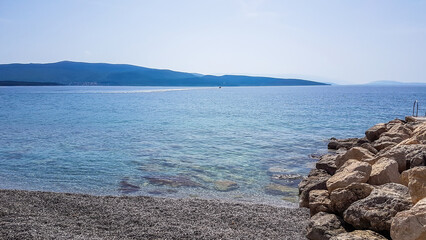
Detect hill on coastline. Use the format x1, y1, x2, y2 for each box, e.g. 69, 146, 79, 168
0, 61, 328, 86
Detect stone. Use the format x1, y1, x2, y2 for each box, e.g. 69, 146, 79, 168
359, 142, 378, 154
316, 154, 338, 175
404, 166, 426, 204
327, 138, 367, 150
309, 190, 332, 216
299, 169, 331, 208
214, 180, 238, 191
306, 212, 347, 240
371, 138, 397, 151
267, 166, 287, 175
368, 158, 401, 185
264, 183, 297, 196
382, 123, 412, 139
343, 183, 413, 232
330, 183, 374, 215
374, 144, 426, 172
330, 230, 387, 240
400, 170, 410, 186
335, 147, 375, 169
118, 179, 140, 194
365, 123, 387, 142
390, 197, 426, 240
144, 176, 202, 188
326, 160, 372, 193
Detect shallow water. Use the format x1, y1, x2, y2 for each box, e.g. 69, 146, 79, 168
0, 85, 425, 206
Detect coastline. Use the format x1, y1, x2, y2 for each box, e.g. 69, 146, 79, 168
0, 189, 309, 239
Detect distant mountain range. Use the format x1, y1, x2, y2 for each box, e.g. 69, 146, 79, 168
0, 61, 328, 86
366, 80, 426, 86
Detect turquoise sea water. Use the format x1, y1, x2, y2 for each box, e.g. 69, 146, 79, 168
1, 85, 425, 206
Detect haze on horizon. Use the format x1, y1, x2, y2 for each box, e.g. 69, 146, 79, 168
1, 0, 425, 85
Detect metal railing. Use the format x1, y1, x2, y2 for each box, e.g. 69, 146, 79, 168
413, 100, 419, 117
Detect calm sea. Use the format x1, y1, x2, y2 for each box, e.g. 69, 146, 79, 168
1, 85, 425, 206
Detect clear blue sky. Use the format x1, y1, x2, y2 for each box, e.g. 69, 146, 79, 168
1, 0, 425, 84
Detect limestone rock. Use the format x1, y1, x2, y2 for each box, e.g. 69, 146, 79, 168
299, 169, 331, 208
359, 142, 378, 154
368, 158, 401, 185
404, 166, 426, 204
309, 190, 332, 216
343, 183, 413, 232
264, 183, 297, 196
371, 137, 397, 151
306, 212, 347, 240
335, 147, 375, 169
214, 180, 238, 191
330, 230, 387, 240
365, 123, 387, 142
316, 154, 338, 175
326, 160, 372, 193
330, 183, 374, 214
374, 144, 426, 172
390, 197, 426, 240
328, 138, 358, 150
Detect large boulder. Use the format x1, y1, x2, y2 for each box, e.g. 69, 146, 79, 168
365, 123, 387, 142
316, 154, 338, 175
403, 166, 426, 204
335, 147, 375, 169
330, 230, 387, 240
368, 158, 401, 185
306, 212, 348, 240
326, 160, 372, 193
371, 136, 398, 151
343, 183, 413, 232
299, 169, 331, 208
390, 197, 426, 240
309, 190, 332, 216
330, 183, 374, 215
374, 144, 426, 172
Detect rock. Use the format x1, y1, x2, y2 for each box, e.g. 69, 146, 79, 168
404, 166, 426, 204
299, 169, 331, 208
390, 197, 426, 240
359, 142, 378, 154
316, 154, 338, 175
365, 123, 387, 142
374, 144, 426, 172
326, 160, 372, 193
328, 138, 365, 150
330, 230, 387, 240
368, 158, 401, 185
382, 123, 412, 139
271, 174, 304, 181
214, 180, 238, 191
411, 122, 426, 144
267, 166, 287, 175
264, 183, 298, 196
118, 179, 140, 194
400, 170, 410, 186
309, 190, 332, 216
144, 176, 202, 188
306, 212, 348, 240
343, 183, 413, 232
371, 138, 397, 151
330, 183, 374, 215
405, 116, 417, 122
335, 147, 375, 169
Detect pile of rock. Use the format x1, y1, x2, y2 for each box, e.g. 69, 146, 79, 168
299, 117, 426, 240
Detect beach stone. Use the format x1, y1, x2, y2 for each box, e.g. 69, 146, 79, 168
299, 169, 331, 208
374, 144, 426, 172
306, 212, 347, 240
264, 184, 297, 196
326, 160, 372, 193
214, 180, 238, 191
365, 123, 387, 142
144, 176, 202, 188
404, 166, 426, 204
316, 154, 337, 175
335, 147, 375, 169
309, 190, 332, 216
368, 158, 401, 185
330, 230, 387, 240
343, 183, 413, 232
330, 183, 374, 215
390, 197, 426, 240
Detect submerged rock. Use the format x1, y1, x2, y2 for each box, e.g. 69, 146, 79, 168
214, 180, 238, 191
326, 160, 372, 193
147, 189, 178, 195
264, 184, 298, 196
144, 176, 202, 188
390, 197, 426, 240
118, 179, 140, 194
306, 212, 348, 240
343, 183, 412, 232
330, 230, 387, 240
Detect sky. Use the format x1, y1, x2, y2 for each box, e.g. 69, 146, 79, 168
1, 0, 426, 84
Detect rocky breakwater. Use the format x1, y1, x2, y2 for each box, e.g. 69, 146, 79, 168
299, 117, 426, 240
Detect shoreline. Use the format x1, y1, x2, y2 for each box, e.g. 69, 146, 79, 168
0, 189, 309, 239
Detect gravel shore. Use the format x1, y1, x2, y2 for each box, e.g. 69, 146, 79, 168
0, 189, 309, 239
